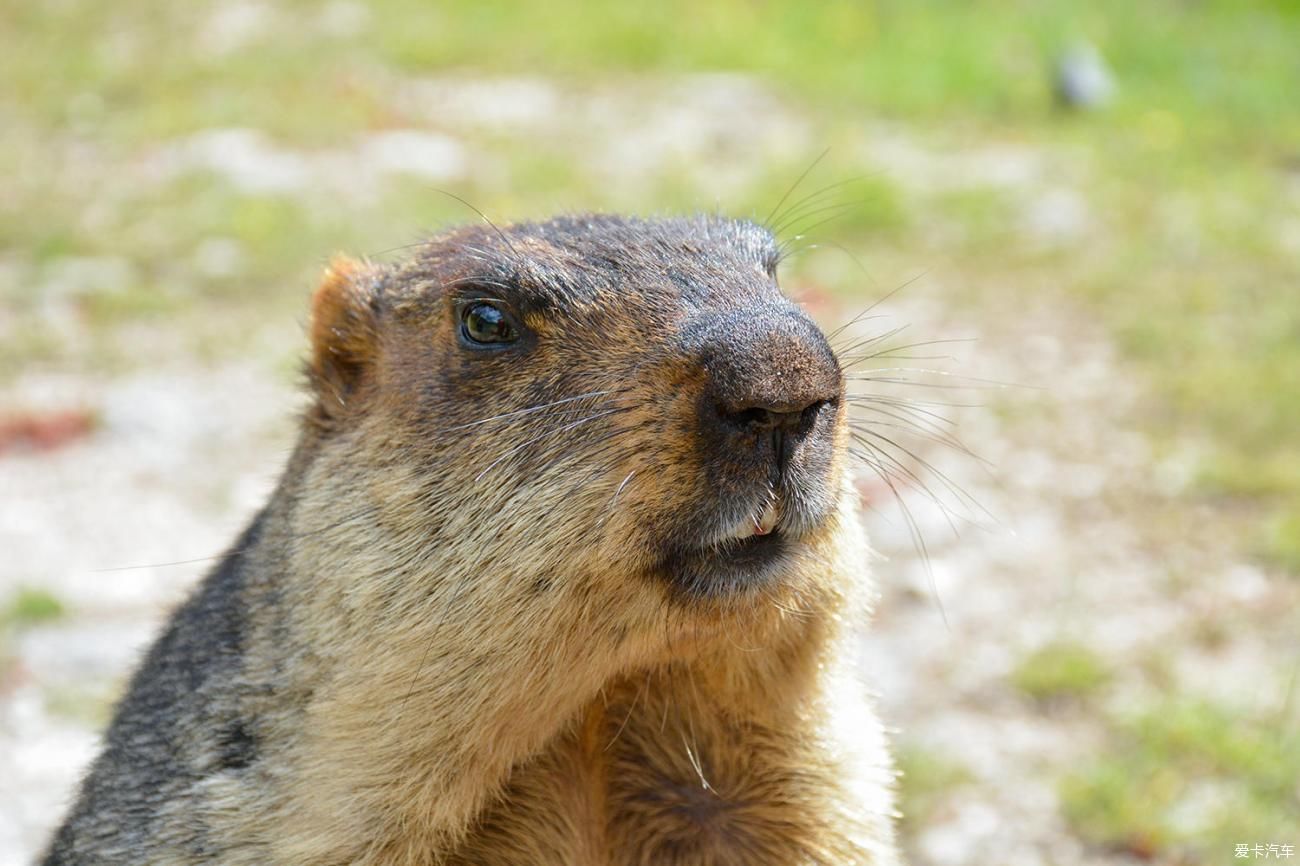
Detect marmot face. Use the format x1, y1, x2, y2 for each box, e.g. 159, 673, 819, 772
311, 214, 846, 607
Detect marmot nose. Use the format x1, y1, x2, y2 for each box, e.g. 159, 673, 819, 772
698, 305, 841, 444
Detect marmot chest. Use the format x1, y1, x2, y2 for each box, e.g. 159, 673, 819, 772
447, 680, 823, 866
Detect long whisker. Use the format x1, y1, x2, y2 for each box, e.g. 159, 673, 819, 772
851, 440, 949, 628
94, 555, 223, 573
847, 379, 994, 397
850, 394, 966, 431
850, 435, 958, 529
848, 367, 1031, 390
444, 389, 623, 431
605, 671, 651, 752
782, 238, 880, 288
772, 199, 860, 241
853, 426, 993, 525
840, 337, 978, 366
598, 470, 638, 528
847, 392, 979, 414
770, 175, 882, 237
442, 276, 518, 293
764, 148, 832, 227
429, 187, 521, 260
474, 406, 633, 482
826, 273, 930, 343
850, 414, 986, 467
834, 323, 912, 358
774, 208, 862, 258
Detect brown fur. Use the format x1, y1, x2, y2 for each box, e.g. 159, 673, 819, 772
44, 215, 900, 865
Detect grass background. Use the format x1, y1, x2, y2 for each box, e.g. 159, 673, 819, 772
3, 0, 1298, 861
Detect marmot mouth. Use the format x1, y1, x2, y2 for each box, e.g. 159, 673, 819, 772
657, 496, 799, 598
722, 527, 787, 562
658, 529, 796, 598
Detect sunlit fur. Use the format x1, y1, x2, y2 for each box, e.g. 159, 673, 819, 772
44, 215, 900, 865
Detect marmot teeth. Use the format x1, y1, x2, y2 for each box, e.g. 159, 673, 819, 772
727, 499, 780, 541
752, 499, 780, 536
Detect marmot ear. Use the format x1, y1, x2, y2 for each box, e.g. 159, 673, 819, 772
308, 256, 378, 425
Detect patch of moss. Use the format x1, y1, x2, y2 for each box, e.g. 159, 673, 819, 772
2, 587, 66, 627
1012, 641, 1112, 703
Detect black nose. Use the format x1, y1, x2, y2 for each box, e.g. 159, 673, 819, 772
696, 305, 841, 464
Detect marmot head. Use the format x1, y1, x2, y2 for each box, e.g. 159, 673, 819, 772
307, 215, 850, 612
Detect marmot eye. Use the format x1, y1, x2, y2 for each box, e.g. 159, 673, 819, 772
460, 301, 519, 346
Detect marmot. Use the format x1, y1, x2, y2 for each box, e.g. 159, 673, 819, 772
43, 214, 900, 865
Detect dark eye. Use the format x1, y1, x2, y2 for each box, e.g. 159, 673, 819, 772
460, 301, 519, 346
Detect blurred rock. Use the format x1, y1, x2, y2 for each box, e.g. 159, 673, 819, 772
41, 256, 135, 298
359, 130, 466, 182
1021, 187, 1091, 245
173, 128, 310, 194
193, 237, 245, 280
399, 77, 562, 131
1053, 42, 1115, 110
319, 0, 371, 37
199, 1, 273, 57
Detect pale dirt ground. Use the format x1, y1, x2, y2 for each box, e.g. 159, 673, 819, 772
3, 73, 1297, 865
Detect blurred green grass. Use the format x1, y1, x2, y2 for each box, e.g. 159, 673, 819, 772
1, 588, 65, 628
8, 1, 1299, 152
3, 0, 1299, 858
1013, 641, 1113, 705
1062, 698, 1300, 860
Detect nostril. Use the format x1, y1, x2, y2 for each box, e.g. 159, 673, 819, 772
722, 399, 830, 435
729, 406, 778, 430
800, 397, 832, 429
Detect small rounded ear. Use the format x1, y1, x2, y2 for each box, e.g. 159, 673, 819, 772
308, 256, 378, 426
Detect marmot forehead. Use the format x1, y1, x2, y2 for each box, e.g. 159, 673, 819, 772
386, 214, 783, 313
507, 213, 781, 270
